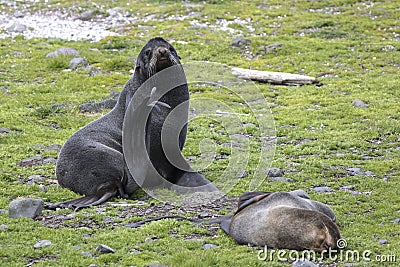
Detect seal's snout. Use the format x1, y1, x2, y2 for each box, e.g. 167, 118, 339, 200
157, 47, 168, 58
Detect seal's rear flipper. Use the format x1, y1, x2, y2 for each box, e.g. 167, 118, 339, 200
46, 180, 127, 211
220, 215, 234, 235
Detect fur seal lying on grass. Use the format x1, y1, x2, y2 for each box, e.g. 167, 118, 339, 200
221, 190, 340, 251
48, 37, 217, 210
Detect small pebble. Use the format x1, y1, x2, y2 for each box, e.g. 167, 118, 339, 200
96, 244, 115, 254
269, 177, 293, 182
311, 186, 333, 193
267, 167, 284, 177
203, 243, 218, 250
34, 240, 52, 248
347, 167, 363, 176
378, 239, 388, 245
393, 218, 400, 223
82, 251, 93, 257
352, 99, 369, 108
0, 224, 8, 231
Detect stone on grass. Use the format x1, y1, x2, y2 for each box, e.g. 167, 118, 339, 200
203, 243, 218, 250
378, 239, 388, 245
0, 224, 8, 231
269, 177, 293, 182
69, 57, 89, 69
264, 43, 282, 53
352, 99, 368, 108
96, 244, 115, 254
18, 156, 43, 167
9, 198, 44, 219
237, 171, 248, 178
34, 240, 52, 248
312, 186, 333, 193
347, 167, 363, 175
82, 251, 93, 257
230, 37, 251, 47
46, 47, 79, 58
393, 218, 400, 223
0, 128, 11, 134
267, 167, 284, 177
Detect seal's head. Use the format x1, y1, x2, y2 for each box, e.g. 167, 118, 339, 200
136, 37, 181, 78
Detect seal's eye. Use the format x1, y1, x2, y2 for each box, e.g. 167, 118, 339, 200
145, 49, 152, 57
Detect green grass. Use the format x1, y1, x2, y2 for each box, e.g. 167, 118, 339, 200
0, 0, 399, 266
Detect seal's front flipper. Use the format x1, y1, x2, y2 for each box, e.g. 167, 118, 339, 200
172, 171, 219, 194
236, 191, 272, 214
220, 215, 234, 235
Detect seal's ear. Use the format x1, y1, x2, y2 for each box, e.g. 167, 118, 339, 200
236, 191, 272, 215
220, 215, 234, 235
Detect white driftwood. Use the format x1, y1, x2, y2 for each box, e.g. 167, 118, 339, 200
231, 67, 320, 86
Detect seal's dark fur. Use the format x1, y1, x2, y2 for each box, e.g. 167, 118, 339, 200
49, 37, 217, 209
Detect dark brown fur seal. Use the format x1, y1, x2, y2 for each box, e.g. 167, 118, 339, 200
221, 190, 340, 251
48, 37, 217, 210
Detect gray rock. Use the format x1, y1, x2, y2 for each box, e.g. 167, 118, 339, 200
145, 236, 158, 242
44, 144, 62, 151
18, 156, 43, 167
0, 209, 7, 215
379, 239, 388, 245
38, 185, 47, 192
27, 175, 47, 183
230, 38, 251, 47
237, 171, 248, 178
88, 264, 98, 267
78, 11, 95, 21
340, 185, 355, 191
69, 57, 89, 69
82, 251, 93, 257
243, 123, 255, 127
96, 244, 115, 254
292, 260, 318, 267
7, 22, 27, 33
0, 224, 8, 231
312, 186, 333, 193
352, 99, 368, 108
347, 167, 363, 176
199, 212, 211, 218
267, 167, 284, 177
34, 240, 52, 248
9, 198, 44, 218
269, 177, 293, 182
107, 7, 124, 17
203, 243, 218, 250
43, 158, 57, 165
264, 43, 282, 53
393, 218, 400, 223
364, 170, 375, 176
13, 12, 25, 18
0, 128, 11, 134
46, 47, 79, 58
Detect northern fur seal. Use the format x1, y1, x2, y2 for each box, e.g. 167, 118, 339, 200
221, 190, 340, 251
48, 37, 217, 209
